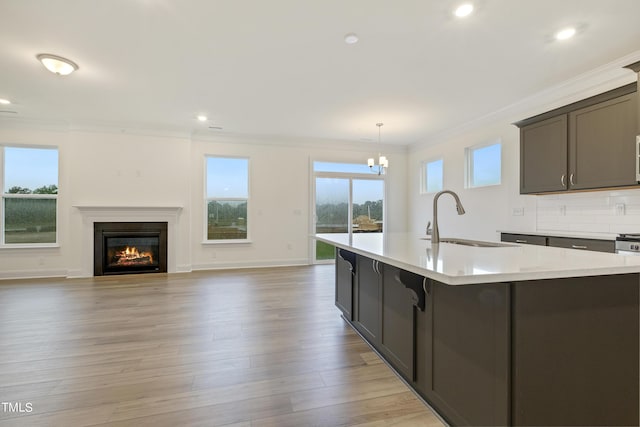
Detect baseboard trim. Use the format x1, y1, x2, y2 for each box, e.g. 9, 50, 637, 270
0, 269, 68, 281
192, 258, 310, 271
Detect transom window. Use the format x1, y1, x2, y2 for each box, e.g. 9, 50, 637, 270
1, 146, 59, 245
465, 141, 502, 188
421, 158, 444, 194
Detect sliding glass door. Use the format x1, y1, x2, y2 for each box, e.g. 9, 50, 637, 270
312, 162, 385, 263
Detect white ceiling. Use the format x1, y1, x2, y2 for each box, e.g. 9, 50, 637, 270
1, 0, 640, 145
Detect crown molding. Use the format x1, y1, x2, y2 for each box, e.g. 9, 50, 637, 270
410, 49, 640, 151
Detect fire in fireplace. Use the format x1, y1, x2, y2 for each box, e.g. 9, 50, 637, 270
94, 222, 167, 276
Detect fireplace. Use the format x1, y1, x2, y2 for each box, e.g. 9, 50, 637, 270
94, 222, 167, 276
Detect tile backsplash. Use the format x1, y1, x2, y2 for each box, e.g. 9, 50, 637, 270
536, 188, 640, 236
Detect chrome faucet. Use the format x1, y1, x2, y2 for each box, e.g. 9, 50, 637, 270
431, 190, 466, 244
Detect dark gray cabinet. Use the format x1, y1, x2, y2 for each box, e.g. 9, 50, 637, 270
512, 275, 639, 426
516, 83, 638, 194
520, 115, 568, 194
569, 92, 638, 190
501, 233, 614, 253
416, 281, 510, 426
354, 255, 382, 345
335, 249, 356, 320
500, 233, 547, 246
547, 236, 615, 253
379, 264, 416, 381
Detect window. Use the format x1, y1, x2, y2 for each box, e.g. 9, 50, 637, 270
421, 158, 443, 194
313, 161, 384, 262
465, 141, 501, 188
205, 157, 249, 241
1, 146, 59, 245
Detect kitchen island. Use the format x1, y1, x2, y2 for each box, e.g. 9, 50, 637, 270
315, 232, 640, 426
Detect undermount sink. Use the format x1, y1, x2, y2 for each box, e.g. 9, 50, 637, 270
421, 237, 513, 248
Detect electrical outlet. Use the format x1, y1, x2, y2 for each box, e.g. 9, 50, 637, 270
615, 203, 626, 216
512, 207, 524, 216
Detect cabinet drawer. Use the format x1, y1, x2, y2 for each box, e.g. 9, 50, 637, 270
501, 233, 547, 246
547, 236, 615, 253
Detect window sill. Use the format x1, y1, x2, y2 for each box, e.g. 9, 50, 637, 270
201, 240, 253, 245
0, 243, 60, 250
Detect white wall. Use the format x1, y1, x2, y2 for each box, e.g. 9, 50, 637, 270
0, 123, 407, 278
408, 121, 536, 242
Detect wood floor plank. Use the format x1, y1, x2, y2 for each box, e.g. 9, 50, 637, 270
0, 266, 443, 426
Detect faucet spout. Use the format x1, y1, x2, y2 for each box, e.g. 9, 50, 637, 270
432, 190, 466, 244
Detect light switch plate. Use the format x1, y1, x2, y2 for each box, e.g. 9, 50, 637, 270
615, 203, 626, 216
512, 207, 524, 216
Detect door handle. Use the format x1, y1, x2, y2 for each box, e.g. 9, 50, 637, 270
571, 245, 588, 250
561, 174, 566, 187
569, 173, 575, 186
515, 239, 528, 243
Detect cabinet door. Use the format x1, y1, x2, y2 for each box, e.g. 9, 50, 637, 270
569, 93, 638, 190
547, 236, 615, 253
520, 115, 568, 194
501, 233, 547, 246
416, 281, 510, 426
354, 255, 381, 345
379, 264, 415, 381
513, 275, 639, 426
335, 249, 355, 320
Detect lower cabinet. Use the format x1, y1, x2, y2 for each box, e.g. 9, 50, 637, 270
354, 255, 382, 345
379, 264, 416, 381
335, 249, 356, 320
416, 281, 510, 426
337, 252, 639, 426
353, 256, 417, 381
512, 275, 639, 426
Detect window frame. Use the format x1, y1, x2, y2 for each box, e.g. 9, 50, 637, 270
0, 144, 60, 248
464, 140, 502, 189
420, 157, 444, 194
203, 155, 251, 244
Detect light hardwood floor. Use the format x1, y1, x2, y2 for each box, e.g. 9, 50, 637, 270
0, 266, 444, 427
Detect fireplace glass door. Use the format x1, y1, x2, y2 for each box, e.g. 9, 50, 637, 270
104, 234, 160, 273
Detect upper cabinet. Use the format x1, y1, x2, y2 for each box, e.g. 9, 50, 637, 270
520, 115, 568, 193
569, 92, 637, 190
516, 83, 638, 194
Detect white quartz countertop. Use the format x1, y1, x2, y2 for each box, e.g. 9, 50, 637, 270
315, 233, 640, 285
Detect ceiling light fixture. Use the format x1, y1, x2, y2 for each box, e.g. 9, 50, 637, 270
367, 123, 388, 175
344, 33, 359, 44
197, 115, 208, 122
454, 3, 474, 18
36, 53, 78, 75
555, 27, 576, 41
0, 99, 10, 105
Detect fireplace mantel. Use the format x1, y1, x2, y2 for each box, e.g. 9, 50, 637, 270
72, 205, 184, 278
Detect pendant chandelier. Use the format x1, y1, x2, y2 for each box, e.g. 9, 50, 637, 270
368, 123, 388, 175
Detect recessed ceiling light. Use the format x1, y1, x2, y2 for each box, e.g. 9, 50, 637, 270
36, 53, 79, 75
0, 99, 10, 105
344, 33, 359, 44
454, 3, 474, 18
555, 27, 576, 41
197, 115, 208, 122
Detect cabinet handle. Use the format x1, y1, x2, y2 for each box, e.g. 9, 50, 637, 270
571, 245, 588, 249
636, 135, 640, 182
515, 239, 528, 243
569, 173, 575, 186
561, 174, 566, 187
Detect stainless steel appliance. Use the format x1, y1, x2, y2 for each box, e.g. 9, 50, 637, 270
615, 234, 640, 255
